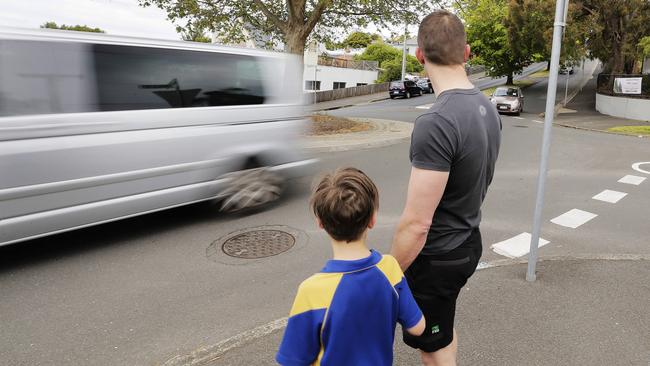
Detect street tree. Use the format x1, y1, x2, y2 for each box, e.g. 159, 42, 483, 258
40, 22, 105, 33
506, 0, 589, 70
340, 31, 381, 49
578, 0, 650, 73
140, 0, 437, 57
461, 0, 528, 84
355, 42, 422, 82
640, 36, 650, 57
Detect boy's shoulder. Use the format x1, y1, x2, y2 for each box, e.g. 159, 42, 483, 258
375, 254, 404, 286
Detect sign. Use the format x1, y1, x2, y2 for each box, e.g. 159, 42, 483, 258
613, 77, 643, 94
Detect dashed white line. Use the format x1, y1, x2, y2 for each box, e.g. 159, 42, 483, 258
532, 120, 544, 124
618, 175, 646, 185
592, 189, 627, 203
551, 209, 598, 228
513, 116, 525, 120
491, 232, 550, 258
416, 104, 433, 110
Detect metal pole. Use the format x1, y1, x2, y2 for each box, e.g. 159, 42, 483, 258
526, 0, 568, 282
401, 0, 409, 80
401, 27, 408, 80
564, 72, 569, 105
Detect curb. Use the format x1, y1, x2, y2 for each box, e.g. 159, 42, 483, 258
303, 118, 413, 153
313, 95, 390, 111
553, 121, 650, 139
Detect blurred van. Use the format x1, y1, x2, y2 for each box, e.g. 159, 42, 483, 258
0, 27, 315, 246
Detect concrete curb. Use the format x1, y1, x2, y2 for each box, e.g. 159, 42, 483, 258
313, 96, 390, 111
553, 121, 650, 138
303, 118, 413, 153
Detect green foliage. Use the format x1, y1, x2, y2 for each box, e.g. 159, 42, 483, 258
355, 42, 401, 65
178, 24, 211, 43
640, 37, 650, 57
41, 22, 105, 33
461, 0, 528, 82
355, 42, 422, 82
341, 31, 379, 49
580, 0, 650, 73
139, 0, 437, 56
378, 54, 423, 82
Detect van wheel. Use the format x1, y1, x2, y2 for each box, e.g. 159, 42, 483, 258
406, 91, 411, 99
215, 167, 284, 213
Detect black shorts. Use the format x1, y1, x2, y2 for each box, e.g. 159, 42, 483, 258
402, 229, 483, 353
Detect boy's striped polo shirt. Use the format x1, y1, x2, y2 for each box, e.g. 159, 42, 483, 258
276, 250, 422, 366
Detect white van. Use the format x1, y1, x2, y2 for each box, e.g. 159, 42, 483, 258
0, 28, 315, 246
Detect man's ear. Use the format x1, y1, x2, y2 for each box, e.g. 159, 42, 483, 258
464, 44, 471, 63
416, 47, 426, 65
368, 211, 377, 229
316, 218, 324, 229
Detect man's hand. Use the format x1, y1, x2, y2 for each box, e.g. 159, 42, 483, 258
390, 167, 449, 271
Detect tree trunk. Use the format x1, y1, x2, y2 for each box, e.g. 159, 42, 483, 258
285, 30, 308, 55
506, 73, 514, 85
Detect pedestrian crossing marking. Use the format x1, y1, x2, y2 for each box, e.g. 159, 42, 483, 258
550, 209, 597, 229
491, 232, 550, 258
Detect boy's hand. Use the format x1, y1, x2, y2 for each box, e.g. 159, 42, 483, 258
406, 315, 426, 336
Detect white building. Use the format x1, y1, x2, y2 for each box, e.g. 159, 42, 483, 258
302, 42, 379, 92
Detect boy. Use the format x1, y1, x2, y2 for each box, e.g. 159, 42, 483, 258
276, 167, 425, 366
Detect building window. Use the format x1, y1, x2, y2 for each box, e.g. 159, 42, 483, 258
305, 80, 321, 91
333, 82, 347, 89
356, 83, 368, 86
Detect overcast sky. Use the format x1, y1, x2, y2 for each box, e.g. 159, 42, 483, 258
0, 0, 412, 42
1, 0, 179, 39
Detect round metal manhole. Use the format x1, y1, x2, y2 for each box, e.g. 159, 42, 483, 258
222, 229, 295, 259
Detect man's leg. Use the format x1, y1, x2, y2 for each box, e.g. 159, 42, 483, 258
420, 329, 458, 366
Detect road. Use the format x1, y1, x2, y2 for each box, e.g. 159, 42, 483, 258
1, 62, 649, 365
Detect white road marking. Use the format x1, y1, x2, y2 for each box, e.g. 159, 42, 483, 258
632, 162, 650, 175
592, 189, 627, 203
513, 116, 525, 120
532, 120, 544, 124
618, 175, 646, 185
491, 232, 550, 258
416, 104, 433, 109
551, 209, 597, 228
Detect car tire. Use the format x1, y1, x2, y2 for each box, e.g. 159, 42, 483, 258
215, 167, 284, 213
406, 91, 411, 99
429, 87, 433, 94
390, 95, 395, 99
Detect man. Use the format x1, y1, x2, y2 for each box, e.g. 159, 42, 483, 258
390, 10, 501, 366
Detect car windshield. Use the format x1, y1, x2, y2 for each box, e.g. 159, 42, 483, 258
494, 88, 518, 97
390, 81, 404, 88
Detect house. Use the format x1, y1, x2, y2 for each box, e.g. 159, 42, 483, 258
302, 42, 379, 92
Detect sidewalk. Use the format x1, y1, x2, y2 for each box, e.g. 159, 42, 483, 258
555, 74, 650, 134
206, 258, 650, 365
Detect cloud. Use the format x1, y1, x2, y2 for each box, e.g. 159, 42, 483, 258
1, 0, 179, 40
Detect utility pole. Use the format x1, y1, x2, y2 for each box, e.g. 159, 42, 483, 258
401, 0, 409, 81
526, 0, 569, 282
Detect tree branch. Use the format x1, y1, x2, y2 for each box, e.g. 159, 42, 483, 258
252, 0, 287, 33
305, 0, 331, 34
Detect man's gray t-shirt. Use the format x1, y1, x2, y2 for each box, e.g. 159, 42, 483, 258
410, 87, 501, 255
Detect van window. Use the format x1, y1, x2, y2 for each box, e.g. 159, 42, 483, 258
0, 40, 96, 117
93, 44, 265, 111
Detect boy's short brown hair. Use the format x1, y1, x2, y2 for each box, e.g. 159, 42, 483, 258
311, 167, 378, 242
417, 10, 467, 66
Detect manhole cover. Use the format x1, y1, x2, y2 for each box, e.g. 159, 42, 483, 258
222, 229, 295, 259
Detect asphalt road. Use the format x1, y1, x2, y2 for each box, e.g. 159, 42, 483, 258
1, 62, 649, 365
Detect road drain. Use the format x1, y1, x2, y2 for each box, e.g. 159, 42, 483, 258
221, 229, 295, 259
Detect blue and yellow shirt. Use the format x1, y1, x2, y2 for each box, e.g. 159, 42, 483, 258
276, 250, 422, 366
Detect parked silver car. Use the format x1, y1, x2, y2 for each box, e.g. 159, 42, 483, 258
0, 27, 315, 246
490, 86, 524, 115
